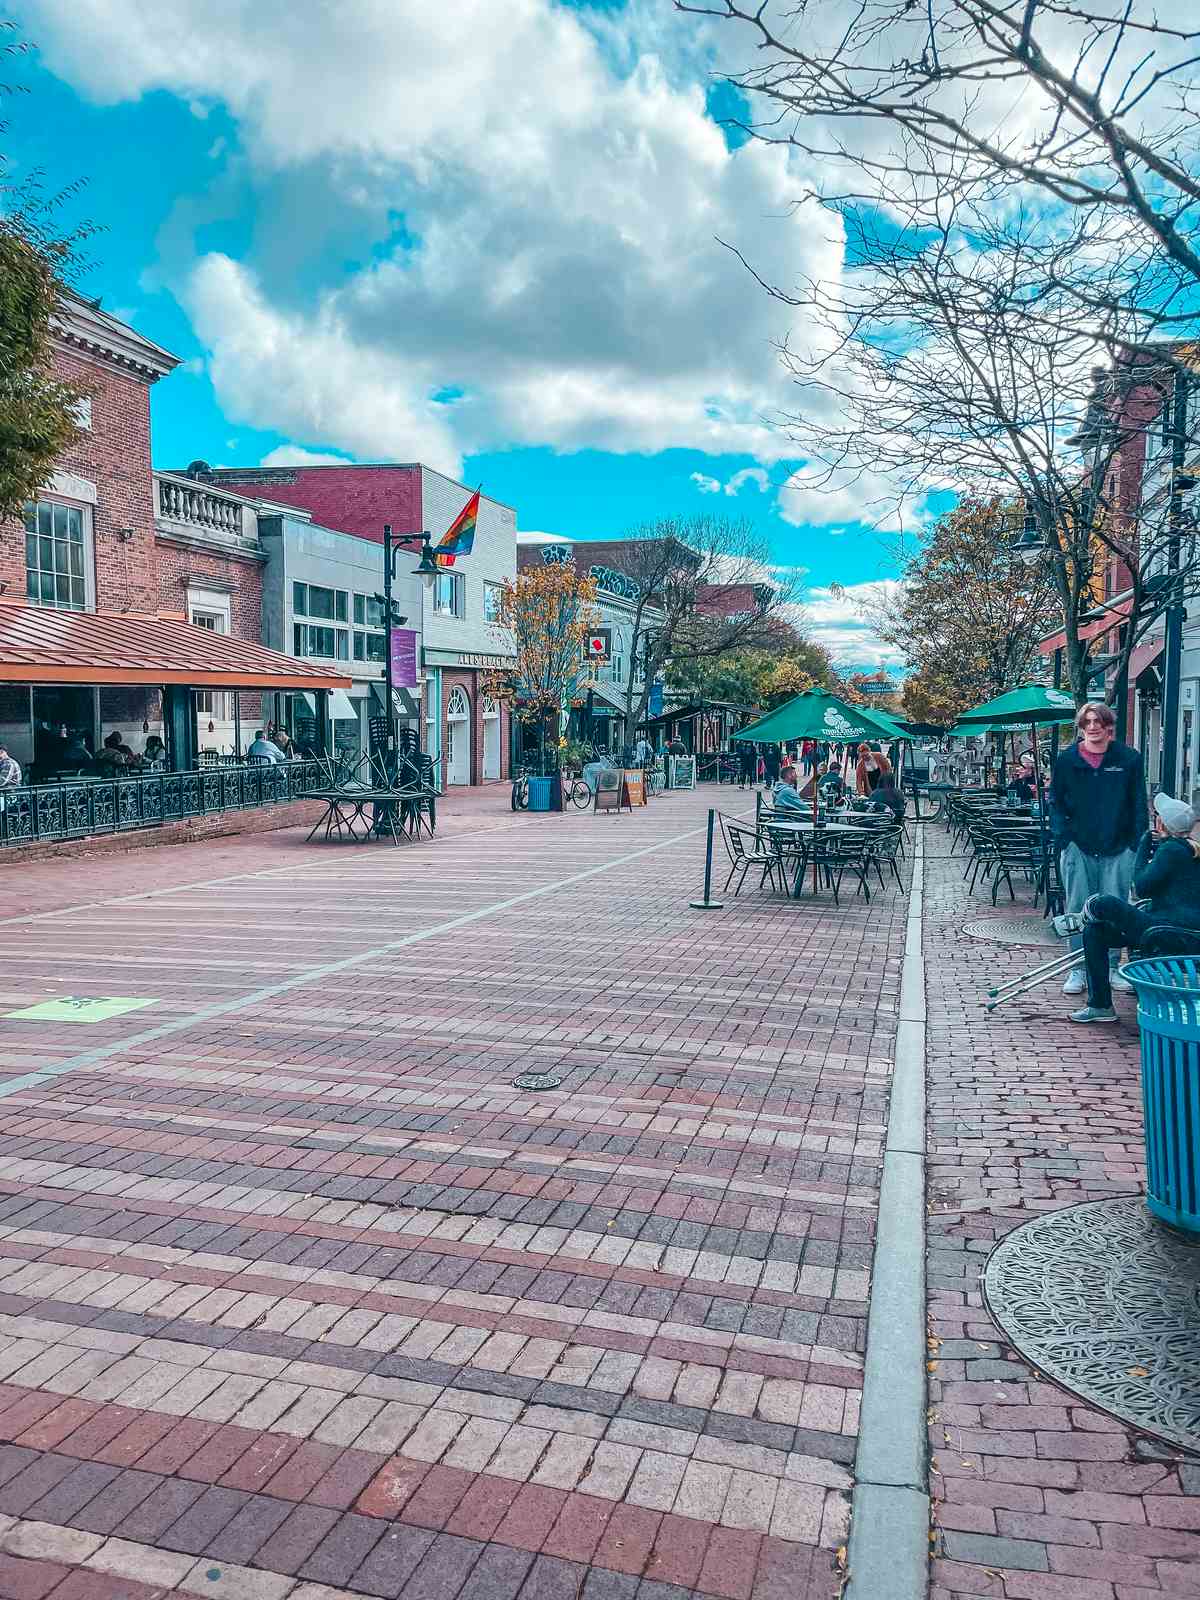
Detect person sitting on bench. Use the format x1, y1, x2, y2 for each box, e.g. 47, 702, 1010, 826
1071, 791, 1200, 1023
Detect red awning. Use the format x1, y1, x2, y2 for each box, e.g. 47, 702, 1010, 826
0, 604, 353, 690
1127, 636, 1164, 681
1039, 597, 1132, 655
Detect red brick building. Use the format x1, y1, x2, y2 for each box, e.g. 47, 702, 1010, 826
0, 295, 347, 780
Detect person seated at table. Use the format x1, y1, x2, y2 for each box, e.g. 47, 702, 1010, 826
816, 762, 845, 802
1006, 753, 1038, 803
771, 764, 809, 813
96, 731, 132, 769
248, 730, 284, 763
142, 734, 166, 767
868, 772, 906, 821
271, 726, 295, 759
58, 731, 93, 774
0, 744, 21, 810
1070, 792, 1200, 1024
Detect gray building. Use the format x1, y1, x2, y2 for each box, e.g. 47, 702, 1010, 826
258, 512, 423, 761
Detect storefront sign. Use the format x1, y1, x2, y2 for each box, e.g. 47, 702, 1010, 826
422, 648, 514, 670
390, 627, 418, 688
622, 769, 647, 807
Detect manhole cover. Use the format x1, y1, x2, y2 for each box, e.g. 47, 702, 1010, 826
511, 1072, 563, 1091
963, 917, 1059, 947
983, 1197, 1200, 1453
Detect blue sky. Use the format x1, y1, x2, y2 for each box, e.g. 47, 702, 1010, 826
4, 0, 913, 668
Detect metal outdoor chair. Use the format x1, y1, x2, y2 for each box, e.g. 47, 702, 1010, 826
865, 825, 905, 890
719, 815, 784, 896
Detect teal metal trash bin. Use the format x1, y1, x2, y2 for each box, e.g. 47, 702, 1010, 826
527, 776, 554, 812
1121, 957, 1200, 1236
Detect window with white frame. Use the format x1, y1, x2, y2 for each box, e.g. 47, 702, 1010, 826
434, 571, 464, 617
24, 498, 92, 611
483, 582, 503, 622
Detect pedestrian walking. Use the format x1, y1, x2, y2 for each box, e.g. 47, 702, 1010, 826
763, 743, 781, 785
1050, 701, 1147, 997
737, 742, 757, 790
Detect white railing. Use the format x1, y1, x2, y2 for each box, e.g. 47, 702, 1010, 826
155, 473, 255, 544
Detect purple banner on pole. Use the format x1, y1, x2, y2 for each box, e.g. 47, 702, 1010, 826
390, 627, 418, 688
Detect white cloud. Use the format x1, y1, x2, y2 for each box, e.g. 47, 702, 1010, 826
802, 579, 907, 670
259, 445, 355, 467
723, 467, 769, 497
691, 472, 722, 494
778, 466, 936, 533
26, 0, 845, 470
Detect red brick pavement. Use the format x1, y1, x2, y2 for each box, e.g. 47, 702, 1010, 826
923, 835, 1198, 1599
0, 787, 909, 1599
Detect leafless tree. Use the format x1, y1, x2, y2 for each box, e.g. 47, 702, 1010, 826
737, 195, 1196, 701
680, 1, 1200, 295
613, 514, 803, 734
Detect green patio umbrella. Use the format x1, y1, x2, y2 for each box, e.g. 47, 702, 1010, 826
733, 688, 903, 746
956, 683, 1079, 891
954, 683, 1077, 727
735, 689, 904, 890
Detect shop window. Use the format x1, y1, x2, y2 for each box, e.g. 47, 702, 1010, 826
24, 499, 91, 611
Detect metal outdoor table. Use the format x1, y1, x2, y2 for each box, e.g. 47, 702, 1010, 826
762, 819, 872, 898
305, 785, 437, 845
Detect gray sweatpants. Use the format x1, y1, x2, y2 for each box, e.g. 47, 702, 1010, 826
1060, 842, 1135, 958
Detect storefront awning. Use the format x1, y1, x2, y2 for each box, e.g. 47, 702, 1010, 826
0, 605, 352, 691
1039, 597, 1132, 655
1128, 636, 1164, 681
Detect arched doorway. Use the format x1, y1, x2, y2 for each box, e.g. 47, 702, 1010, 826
446, 686, 472, 785
482, 696, 501, 781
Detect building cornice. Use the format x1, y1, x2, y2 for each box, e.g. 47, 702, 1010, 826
52, 293, 179, 383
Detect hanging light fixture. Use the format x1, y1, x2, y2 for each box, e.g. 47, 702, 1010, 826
207, 719, 215, 733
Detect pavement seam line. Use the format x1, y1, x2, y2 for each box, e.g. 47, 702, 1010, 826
845, 827, 930, 1598
0, 815, 718, 1101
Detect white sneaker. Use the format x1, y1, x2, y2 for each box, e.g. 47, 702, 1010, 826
1110, 970, 1135, 994
1061, 968, 1087, 996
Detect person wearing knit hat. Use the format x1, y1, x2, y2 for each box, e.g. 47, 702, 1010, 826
1070, 789, 1200, 1023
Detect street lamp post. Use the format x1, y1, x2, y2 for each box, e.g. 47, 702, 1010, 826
379, 523, 440, 764
1159, 368, 1194, 795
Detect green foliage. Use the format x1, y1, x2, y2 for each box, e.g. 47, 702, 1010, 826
668, 625, 833, 711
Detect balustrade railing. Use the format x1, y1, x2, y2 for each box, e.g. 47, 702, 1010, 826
0, 758, 330, 850
155, 474, 249, 541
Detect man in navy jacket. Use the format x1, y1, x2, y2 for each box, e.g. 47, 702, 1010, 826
1050, 702, 1148, 996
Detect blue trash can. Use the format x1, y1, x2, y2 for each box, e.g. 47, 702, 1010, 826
1121, 957, 1200, 1236
527, 776, 554, 812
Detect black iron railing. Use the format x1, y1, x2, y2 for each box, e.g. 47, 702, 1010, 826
0, 758, 330, 850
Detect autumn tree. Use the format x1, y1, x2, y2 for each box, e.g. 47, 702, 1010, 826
846, 496, 1059, 723
482, 564, 600, 767
1, 23, 91, 515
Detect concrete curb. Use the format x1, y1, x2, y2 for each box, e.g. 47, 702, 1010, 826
845, 829, 930, 1597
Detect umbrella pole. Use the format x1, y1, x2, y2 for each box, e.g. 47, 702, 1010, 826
1032, 719, 1051, 910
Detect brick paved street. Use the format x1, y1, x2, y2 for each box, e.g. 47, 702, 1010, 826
0, 789, 908, 1600
924, 838, 1199, 1599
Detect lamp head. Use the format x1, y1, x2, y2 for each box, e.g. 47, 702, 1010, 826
414, 536, 440, 579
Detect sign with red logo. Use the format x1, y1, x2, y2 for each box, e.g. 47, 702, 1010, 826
584, 629, 611, 663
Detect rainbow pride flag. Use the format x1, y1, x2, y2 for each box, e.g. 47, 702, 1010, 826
435, 489, 480, 567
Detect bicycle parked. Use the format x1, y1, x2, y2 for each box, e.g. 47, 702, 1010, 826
511, 765, 593, 811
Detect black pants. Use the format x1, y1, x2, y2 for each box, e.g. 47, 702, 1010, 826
1083, 896, 1155, 1007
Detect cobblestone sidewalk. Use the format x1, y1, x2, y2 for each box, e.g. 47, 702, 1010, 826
923, 836, 1199, 1599
0, 790, 909, 1600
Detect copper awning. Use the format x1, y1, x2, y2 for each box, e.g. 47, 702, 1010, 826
0, 605, 352, 690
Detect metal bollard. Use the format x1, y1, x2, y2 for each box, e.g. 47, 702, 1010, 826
689, 807, 725, 910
